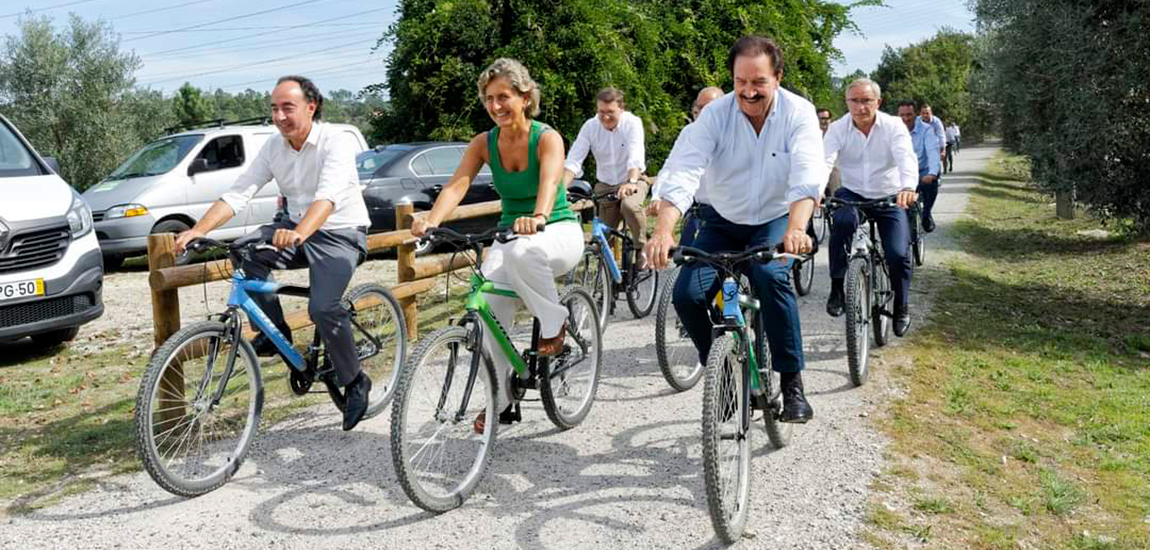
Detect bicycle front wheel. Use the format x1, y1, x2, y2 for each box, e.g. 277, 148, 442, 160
912, 205, 926, 267
873, 264, 892, 347
813, 205, 829, 243
390, 325, 496, 513
701, 332, 752, 544
569, 245, 611, 334
134, 321, 263, 497
844, 256, 871, 386
655, 266, 703, 391
792, 256, 815, 297
345, 283, 408, 418
541, 287, 603, 429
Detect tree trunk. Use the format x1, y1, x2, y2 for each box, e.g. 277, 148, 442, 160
1056, 189, 1075, 220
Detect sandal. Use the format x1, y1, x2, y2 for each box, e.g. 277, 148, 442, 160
538, 322, 567, 356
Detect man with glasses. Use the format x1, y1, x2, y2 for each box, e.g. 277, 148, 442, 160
823, 79, 918, 337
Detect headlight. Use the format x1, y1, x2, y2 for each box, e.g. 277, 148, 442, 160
104, 203, 149, 219
67, 196, 93, 239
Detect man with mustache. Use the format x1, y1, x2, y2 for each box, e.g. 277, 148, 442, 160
173, 75, 374, 432
562, 87, 649, 256
646, 36, 825, 423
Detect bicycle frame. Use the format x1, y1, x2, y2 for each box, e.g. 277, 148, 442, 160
225, 270, 306, 370
715, 277, 766, 394
590, 216, 626, 285
464, 273, 530, 375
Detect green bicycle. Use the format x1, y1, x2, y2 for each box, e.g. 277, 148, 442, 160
390, 226, 603, 513
673, 243, 807, 543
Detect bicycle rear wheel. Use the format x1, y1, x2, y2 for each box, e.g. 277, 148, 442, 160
568, 245, 611, 334
813, 205, 828, 243
135, 320, 263, 497
655, 266, 703, 391
344, 283, 407, 419
625, 252, 660, 318
873, 264, 892, 347
752, 314, 791, 448
391, 325, 497, 513
701, 332, 751, 544
844, 257, 871, 386
541, 287, 603, 429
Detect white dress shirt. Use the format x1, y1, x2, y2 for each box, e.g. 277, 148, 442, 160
823, 112, 918, 199
222, 121, 370, 230
657, 89, 827, 225
654, 121, 713, 205
564, 111, 646, 185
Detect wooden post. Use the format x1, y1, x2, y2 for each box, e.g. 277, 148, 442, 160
146, 233, 185, 431
395, 202, 419, 339
1056, 189, 1075, 220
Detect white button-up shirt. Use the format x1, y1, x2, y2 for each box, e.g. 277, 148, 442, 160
564, 111, 646, 185
657, 89, 827, 225
823, 111, 918, 199
222, 121, 370, 230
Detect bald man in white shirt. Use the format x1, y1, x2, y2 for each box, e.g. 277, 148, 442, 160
822, 78, 918, 337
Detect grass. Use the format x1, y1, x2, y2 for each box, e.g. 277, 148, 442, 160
864, 151, 1150, 549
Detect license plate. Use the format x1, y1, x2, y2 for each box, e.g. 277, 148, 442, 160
0, 279, 45, 302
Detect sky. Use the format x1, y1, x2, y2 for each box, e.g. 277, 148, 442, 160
0, 0, 975, 96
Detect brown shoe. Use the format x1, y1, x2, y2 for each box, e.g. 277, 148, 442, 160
538, 322, 567, 356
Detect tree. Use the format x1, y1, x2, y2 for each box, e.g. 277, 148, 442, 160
973, 0, 1150, 230
869, 29, 975, 129
372, 0, 867, 172
0, 14, 142, 191
172, 82, 215, 127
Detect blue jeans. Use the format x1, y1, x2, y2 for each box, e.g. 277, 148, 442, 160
828, 188, 913, 309
671, 205, 805, 372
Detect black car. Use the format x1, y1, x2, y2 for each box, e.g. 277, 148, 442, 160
358, 142, 500, 253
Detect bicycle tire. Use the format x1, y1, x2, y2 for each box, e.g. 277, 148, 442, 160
655, 266, 703, 392
625, 263, 660, 318
912, 205, 926, 267
390, 325, 497, 513
792, 256, 815, 297
813, 205, 829, 243
751, 314, 791, 448
873, 264, 892, 347
701, 332, 752, 543
570, 245, 611, 335
844, 256, 871, 386
541, 287, 603, 429
344, 283, 408, 419
135, 320, 263, 497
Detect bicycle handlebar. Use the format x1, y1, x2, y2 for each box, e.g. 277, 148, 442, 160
420, 224, 543, 247
183, 237, 277, 258
825, 195, 900, 210
672, 243, 808, 269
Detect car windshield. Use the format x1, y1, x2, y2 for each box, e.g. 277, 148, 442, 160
0, 119, 46, 178
107, 135, 203, 179
357, 145, 413, 179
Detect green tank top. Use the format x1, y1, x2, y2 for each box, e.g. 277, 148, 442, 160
487, 120, 577, 227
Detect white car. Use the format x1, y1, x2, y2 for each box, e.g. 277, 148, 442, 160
83, 119, 369, 268
0, 114, 103, 347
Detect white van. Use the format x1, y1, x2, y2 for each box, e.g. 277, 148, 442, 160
83, 119, 369, 268
0, 114, 103, 347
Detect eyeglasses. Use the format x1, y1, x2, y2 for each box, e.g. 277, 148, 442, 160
846, 98, 878, 105
817, 117, 831, 121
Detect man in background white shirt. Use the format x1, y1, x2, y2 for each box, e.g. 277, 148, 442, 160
823, 78, 918, 336
562, 87, 648, 250
646, 36, 824, 423
174, 76, 374, 431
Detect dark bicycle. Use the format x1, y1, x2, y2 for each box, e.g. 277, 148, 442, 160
566, 186, 660, 334
907, 196, 927, 267
134, 237, 407, 497
826, 196, 900, 386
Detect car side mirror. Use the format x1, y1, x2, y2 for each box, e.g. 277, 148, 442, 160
187, 158, 209, 176
44, 157, 61, 174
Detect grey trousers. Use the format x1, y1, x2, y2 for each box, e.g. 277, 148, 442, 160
233, 220, 368, 387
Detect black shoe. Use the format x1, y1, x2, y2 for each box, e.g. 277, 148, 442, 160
251, 328, 292, 357
342, 372, 372, 431
826, 287, 846, 317
894, 306, 912, 337
923, 216, 936, 233
780, 373, 813, 423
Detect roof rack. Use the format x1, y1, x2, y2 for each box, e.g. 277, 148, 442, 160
163, 116, 272, 134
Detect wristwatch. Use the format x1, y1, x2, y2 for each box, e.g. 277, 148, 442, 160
627, 177, 638, 185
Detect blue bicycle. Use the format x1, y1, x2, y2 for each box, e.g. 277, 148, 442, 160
134, 237, 407, 497
567, 188, 660, 333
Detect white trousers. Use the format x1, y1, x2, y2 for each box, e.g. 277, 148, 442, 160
479, 221, 584, 411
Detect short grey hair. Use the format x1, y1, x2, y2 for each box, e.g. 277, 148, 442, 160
845, 77, 882, 98
477, 58, 541, 118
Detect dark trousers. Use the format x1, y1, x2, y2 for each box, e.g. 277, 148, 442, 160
671, 205, 805, 372
233, 220, 368, 387
944, 145, 954, 172
918, 177, 939, 222
828, 188, 912, 309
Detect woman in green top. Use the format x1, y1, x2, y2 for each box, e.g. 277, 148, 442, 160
411, 58, 585, 431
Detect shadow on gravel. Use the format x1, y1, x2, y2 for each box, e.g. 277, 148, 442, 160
0, 338, 65, 368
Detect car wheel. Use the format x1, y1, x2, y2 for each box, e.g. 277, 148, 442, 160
151, 220, 192, 265
31, 327, 80, 348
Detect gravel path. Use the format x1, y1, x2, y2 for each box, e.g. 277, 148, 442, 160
1, 146, 995, 549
